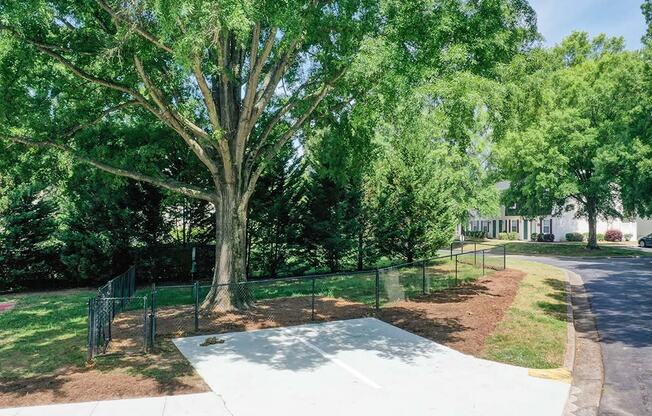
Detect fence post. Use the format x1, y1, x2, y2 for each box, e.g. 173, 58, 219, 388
107, 299, 112, 342
450, 243, 453, 259
503, 245, 506, 269
482, 250, 485, 276
455, 255, 458, 286
375, 269, 380, 313
311, 277, 316, 321
421, 260, 426, 294
150, 283, 157, 348
144, 296, 149, 352
87, 299, 94, 361
194, 281, 200, 332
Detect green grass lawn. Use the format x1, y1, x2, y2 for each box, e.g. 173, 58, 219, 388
0, 289, 203, 390
0, 290, 93, 380
483, 259, 568, 368
501, 241, 650, 257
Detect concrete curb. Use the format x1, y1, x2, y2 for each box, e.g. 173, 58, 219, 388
563, 275, 576, 372
562, 270, 604, 416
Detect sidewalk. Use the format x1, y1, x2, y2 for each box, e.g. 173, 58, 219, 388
0, 392, 230, 416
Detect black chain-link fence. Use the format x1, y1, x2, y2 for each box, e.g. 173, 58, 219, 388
87, 266, 148, 359
136, 245, 507, 349
87, 245, 507, 358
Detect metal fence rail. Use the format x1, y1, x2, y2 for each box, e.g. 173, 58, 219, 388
145, 245, 507, 347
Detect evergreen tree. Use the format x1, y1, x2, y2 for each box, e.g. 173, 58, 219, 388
60, 165, 168, 284
301, 112, 371, 273
0, 186, 60, 290
247, 144, 304, 277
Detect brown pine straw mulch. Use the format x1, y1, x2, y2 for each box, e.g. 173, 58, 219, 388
0, 268, 524, 408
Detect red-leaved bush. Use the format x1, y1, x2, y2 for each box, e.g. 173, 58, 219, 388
604, 229, 623, 242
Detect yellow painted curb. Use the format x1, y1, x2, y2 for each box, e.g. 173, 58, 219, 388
528, 368, 572, 384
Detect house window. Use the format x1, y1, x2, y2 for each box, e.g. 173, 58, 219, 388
483, 222, 489, 232
543, 219, 551, 234
511, 220, 518, 233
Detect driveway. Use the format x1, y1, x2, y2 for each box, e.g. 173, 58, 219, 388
525, 256, 652, 416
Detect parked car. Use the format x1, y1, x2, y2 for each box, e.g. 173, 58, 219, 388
639, 233, 652, 248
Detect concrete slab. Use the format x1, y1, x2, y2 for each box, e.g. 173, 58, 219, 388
162, 392, 231, 416
0, 393, 225, 416
12, 401, 97, 416
174, 318, 570, 416
91, 396, 165, 416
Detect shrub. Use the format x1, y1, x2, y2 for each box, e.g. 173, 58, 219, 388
604, 229, 623, 242
530, 233, 539, 242
565, 232, 584, 242
535, 233, 555, 242
465, 230, 487, 240
597, 233, 605, 241
499, 232, 520, 240
624, 233, 633, 241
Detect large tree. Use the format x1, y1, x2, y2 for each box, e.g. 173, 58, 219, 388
0, 0, 375, 309
0, 0, 535, 309
496, 33, 647, 249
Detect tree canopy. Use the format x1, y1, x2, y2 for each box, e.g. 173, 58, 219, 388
495, 32, 649, 248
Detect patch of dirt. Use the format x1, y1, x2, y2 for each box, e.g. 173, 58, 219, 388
0, 303, 15, 314
0, 268, 523, 409
116, 268, 523, 357
382, 268, 525, 355
0, 341, 209, 408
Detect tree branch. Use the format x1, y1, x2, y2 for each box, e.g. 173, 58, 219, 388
133, 56, 209, 140
133, 56, 220, 176
62, 100, 138, 138
253, 37, 302, 120
245, 79, 320, 169
241, 75, 340, 207
191, 54, 221, 133
95, 0, 174, 54
4, 135, 217, 202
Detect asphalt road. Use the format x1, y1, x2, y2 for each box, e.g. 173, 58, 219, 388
529, 254, 652, 416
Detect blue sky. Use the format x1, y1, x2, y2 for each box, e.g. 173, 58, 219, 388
529, 0, 647, 50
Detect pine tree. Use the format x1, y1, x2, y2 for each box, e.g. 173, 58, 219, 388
247, 144, 304, 277
0, 186, 60, 290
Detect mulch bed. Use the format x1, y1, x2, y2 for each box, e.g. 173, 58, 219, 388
0, 361, 209, 408
0, 268, 523, 408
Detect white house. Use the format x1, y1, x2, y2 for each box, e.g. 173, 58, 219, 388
462, 182, 643, 242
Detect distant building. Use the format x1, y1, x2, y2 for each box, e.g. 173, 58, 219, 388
462, 182, 643, 242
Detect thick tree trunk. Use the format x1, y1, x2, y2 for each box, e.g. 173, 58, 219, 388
586, 211, 599, 250
201, 184, 249, 312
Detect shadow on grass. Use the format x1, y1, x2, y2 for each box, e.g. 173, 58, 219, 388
535, 278, 568, 322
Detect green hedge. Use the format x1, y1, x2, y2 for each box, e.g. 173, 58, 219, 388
464, 230, 488, 240
498, 232, 519, 240
565, 232, 584, 242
